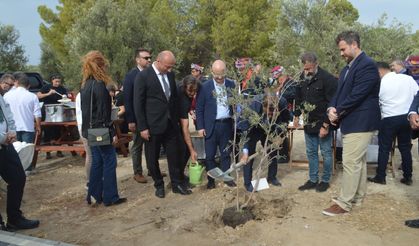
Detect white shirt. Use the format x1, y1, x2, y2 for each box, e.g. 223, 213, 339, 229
4, 86, 41, 132
213, 79, 230, 119
75, 93, 82, 134
152, 63, 170, 97
379, 72, 419, 118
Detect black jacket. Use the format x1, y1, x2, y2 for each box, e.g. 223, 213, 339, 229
133, 65, 179, 135
295, 67, 338, 134
80, 79, 113, 139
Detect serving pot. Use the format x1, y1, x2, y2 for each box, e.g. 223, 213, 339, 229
44, 103, 76, 122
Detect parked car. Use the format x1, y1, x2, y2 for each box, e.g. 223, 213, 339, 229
0, 72, 49, 93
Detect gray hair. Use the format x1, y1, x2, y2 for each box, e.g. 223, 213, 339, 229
300, 52, 318, 64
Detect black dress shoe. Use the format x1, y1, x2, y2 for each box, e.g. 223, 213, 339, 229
367, 176, 386, 185
207, 181, 215, 189
7, 217, 40, 231
224, 181, 237, 187
104, 197, 127, 207
155, 187, 165, 198
405, 219, 419, 228
268, 178, 282, 186
0, 223, 7, 231
401, 177, 413, 186
172, 185, 192, 195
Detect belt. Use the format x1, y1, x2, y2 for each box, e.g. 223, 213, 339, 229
215, 118, 232, 123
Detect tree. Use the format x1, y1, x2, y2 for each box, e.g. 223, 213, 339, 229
38, 0, 91, 63
272, 0, 354, 74
62, 0, 182, 89
325, 0, 359, 24
412, 30, 419, 54
39, 41, 62, 80
360, 15, 415, 62
210, 0, 278, 65
0, 23, 27, 71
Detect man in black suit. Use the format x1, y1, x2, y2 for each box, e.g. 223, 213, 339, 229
134, 50, 191, 198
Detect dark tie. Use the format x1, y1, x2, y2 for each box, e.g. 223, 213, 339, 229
160, 74, 171, 100
0, 106, 4, 123
343, 65, 350, 81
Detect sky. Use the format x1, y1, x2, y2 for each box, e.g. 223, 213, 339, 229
0, 0, 418, 65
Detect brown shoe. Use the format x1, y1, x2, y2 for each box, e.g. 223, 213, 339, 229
133, 174, 147, 183
322, 203, 348, 216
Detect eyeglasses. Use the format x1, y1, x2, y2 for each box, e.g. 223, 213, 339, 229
141, 56, 152, 61
212, 73, 226, 80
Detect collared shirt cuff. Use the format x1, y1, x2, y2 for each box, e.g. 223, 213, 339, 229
243, 148, 249, 155
408, 112, 417, 120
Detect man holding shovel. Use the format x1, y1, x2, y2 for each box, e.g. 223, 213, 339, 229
196, 60, 236, 189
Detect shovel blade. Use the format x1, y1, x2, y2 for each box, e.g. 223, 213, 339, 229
207, 168, 234, 182
207, 168, 224, 179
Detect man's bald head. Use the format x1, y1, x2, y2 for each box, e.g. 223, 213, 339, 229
156, 50, 176, 74
211, 60, 227, 84
212, 60, 226, 73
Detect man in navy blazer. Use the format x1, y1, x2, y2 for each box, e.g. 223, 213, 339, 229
323, 31, 381, 216
406, 92, 419, 228
196, 60, 236, 189
123, 48, 151, 184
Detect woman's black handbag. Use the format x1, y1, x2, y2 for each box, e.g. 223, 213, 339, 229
87, 81, 111, 146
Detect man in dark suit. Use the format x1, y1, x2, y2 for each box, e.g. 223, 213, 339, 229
134, 50, 191, 198
196, 60, 236, 189
405, 93, 419, 228
123, 48, 152, 184
322, 31, 381, 216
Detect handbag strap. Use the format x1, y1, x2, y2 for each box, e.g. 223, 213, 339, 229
89, 80, 95, 129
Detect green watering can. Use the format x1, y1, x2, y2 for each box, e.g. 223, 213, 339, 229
189, 161, 205, 185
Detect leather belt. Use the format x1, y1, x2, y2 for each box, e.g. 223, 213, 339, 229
215, 118, 232, 123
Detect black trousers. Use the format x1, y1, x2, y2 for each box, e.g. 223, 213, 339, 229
0, 144, 26, 223
145, 120, 182, 188
377, 114, 412, 179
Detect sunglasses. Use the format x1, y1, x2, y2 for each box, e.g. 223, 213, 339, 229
141, 56, 152, 61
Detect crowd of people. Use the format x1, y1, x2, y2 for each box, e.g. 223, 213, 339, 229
1, 30, 419, 231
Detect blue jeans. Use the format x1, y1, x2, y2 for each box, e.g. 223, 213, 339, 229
304, 131, 332, 183
16, 131, 35, 143
87, 144, 120, 205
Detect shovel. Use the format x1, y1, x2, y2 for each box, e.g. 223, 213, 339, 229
207, 153, 258, 181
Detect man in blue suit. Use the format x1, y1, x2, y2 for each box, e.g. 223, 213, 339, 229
196, 60, 236, 189
405, 93, 419, 228
322, 31, 381, 216
123, 48, 152, 184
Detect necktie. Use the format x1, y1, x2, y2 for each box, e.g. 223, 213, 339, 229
343, 65, 350, 81
160, 74, 171, 100
0, 106, 4, 123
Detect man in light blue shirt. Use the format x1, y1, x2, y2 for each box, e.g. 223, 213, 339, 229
196, 60, 236, 189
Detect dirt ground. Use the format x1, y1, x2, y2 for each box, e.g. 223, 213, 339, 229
1, 131, 419, 246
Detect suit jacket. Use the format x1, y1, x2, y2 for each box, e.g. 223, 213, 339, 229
196, 79, 235, 138
409, 92, 419, 139
409, 92, 419, 113
329, 52, 381, 134
123, 67, 140, 124
133, 65, 179, 135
